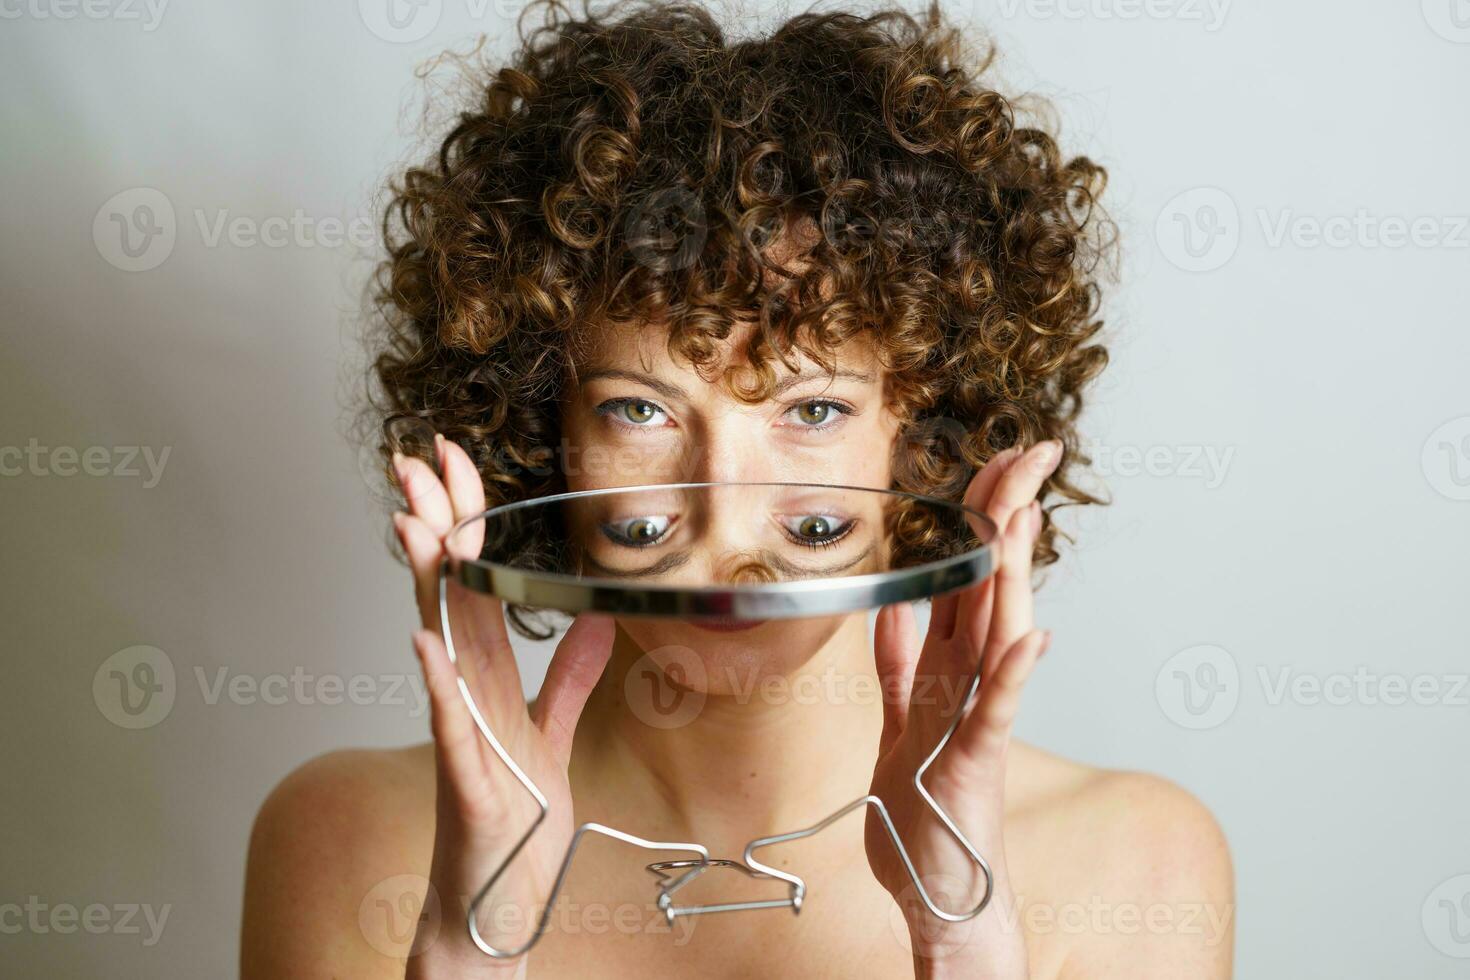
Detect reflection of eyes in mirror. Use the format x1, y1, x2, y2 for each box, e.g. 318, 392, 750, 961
600, 514, 674, 548
599, 512, 857, 552
777, 513, 854, 549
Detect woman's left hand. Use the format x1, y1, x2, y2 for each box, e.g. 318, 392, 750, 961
865, 439, 1062, 980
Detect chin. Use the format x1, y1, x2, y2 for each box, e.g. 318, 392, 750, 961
614, 614, 854, 696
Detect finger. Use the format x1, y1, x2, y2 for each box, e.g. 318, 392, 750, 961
400, 510, 522, 726
531, 613, 617, 763
873, 601, 921, 753
394, 449, 455, 536
956, 628, 1050, 761
984, 500, 1040, 676
928, 591, 959, 642
962, 444, 1024, 515
985, 439, 1061, 532
414, 628, 496, 821
438, 435, 488, 559
395, 510, 448, 633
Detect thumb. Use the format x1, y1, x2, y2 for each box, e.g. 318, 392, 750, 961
530, 613, 617, 763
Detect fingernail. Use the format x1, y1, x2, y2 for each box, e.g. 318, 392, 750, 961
1038, 439, 1062, 471
433, 433, 447, 472
391, 451, 407, 487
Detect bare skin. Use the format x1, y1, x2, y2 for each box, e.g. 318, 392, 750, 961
241, 322, 1235, 978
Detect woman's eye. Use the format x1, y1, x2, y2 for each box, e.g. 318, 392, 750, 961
602, 514, 671, 547
785, 399, 853, 429
781, 514, 853, 548
597, 398, 668, 428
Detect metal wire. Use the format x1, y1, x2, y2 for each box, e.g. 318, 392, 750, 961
436, 543, 995, 959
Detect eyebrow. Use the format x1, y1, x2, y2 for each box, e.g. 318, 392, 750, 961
576, 367, 874, 401
579, 542, 875, 581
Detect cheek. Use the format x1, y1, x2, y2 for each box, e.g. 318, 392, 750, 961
561, 417, 677, 491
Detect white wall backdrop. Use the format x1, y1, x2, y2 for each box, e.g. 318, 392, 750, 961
2, 1, 1467, 976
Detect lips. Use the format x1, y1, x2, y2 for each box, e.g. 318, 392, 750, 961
690, 617, 767, 633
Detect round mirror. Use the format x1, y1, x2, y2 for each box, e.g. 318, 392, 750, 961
443, 481, 998, 622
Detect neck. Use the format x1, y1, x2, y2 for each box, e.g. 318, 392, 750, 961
570, 613, 884, 858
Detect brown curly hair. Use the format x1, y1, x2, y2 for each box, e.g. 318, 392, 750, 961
362, 0, 1115, 626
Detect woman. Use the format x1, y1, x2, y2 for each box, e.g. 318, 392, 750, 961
241, 2, 1234, 976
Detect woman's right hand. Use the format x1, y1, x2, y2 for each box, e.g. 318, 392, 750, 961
392, 434, 616, 977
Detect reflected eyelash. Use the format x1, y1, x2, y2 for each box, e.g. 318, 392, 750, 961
781, 518, 855, 550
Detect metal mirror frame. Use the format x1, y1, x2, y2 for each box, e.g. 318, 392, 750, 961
435, 480, 1000, 959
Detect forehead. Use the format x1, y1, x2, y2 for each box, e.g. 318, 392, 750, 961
571, 317, 883, 382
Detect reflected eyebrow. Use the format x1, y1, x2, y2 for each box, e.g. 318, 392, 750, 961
582, 548, 692, 580
577, 367, 873, 401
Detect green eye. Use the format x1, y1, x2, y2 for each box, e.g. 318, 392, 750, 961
602, 514, 671, 547
623, 400, 657, 423
778, 513, 854, 548
796, 402, 831, 424
798, 515, 832, 537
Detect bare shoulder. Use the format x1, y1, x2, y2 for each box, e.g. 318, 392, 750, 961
1006, 742, 1235, 979
241, 742, 437, 978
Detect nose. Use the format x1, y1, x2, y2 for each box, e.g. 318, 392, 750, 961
683, 409, 774, 484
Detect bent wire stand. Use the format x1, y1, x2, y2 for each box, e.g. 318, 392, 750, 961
436, 481, 999, 958
437, 571, 712, 959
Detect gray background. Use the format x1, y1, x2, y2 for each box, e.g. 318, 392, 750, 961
2, 1, 1467, 976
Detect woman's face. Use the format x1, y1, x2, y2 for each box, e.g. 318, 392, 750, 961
558, 319, 904, 690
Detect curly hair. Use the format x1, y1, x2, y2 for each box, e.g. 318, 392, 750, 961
362, 0, 1116, 630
